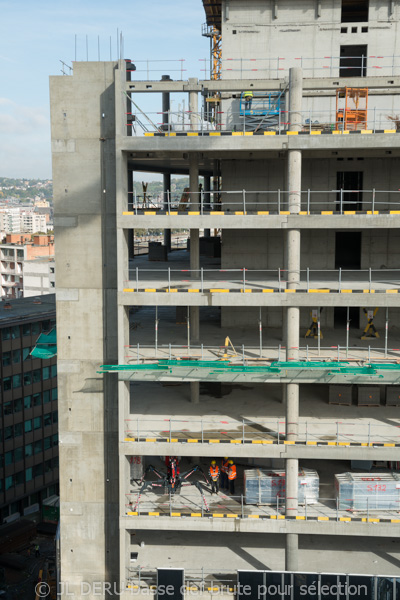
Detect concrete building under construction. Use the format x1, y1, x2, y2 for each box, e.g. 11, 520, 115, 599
50, 1, 400, 597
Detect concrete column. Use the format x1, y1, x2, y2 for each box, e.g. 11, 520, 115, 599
285, 67, 302, 570
189, 154, 200, 342
204, 174, 211, 235
189, 81, 198, 132
285, 533, 299, 571
163, 173, 171, 251
190, 381, 200, 404
128, 170, 134, 260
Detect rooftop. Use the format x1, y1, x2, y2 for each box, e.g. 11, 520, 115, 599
0, 293, 55, 326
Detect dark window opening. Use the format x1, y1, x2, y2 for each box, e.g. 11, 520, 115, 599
337, 171, 363, 211
335, 232, 362, 269
341, 0, 369, 23
340, 45, 367, 77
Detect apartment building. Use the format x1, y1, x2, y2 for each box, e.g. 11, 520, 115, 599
23, 257, 56, 297
50, 0, 400, 597
0, 235, 55, 298
0, 294, 58, 524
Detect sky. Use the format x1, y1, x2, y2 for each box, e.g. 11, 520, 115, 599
0, 0, 209, 180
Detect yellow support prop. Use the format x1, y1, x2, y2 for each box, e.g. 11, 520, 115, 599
361, 307, 379, 339
305, 309, 323, 339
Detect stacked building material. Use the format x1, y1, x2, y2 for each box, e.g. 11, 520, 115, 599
244, 468, 319, 505
335, 472, 400, 510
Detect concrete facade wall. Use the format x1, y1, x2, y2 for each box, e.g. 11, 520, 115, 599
50, 62, 119, 598
221, 157, 400, 211
221, 0, 400, 78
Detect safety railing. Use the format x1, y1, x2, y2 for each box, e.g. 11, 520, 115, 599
125, 342, 400, 362
133, 237, 188, 256
124, 417, 400, 445
201, 54, 400, 79
129, 59, 187, 80
125, 54, 400, 81
126, 108, 400, 135
124, 493, 400, 521
126, 267, 400, 293
127, 189, 400, 214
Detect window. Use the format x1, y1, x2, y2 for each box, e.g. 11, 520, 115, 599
341, 0, 369, 23
44, 436, 52, 450
31, 322, 40, 335
5, 426, 13, 441
24, 372, 32, 386
12, 374, 21, 389
45, 459, 52, 473
23, 347, 31, 361
12, 349, 21, 363
25, 444, 33, 457
15, 471, 24, 485
16, 249, 23, 258
33, 416, 42, 430
24, 419, 32, 433
24, 395, 32, 409
13, 398, 22, 413
52, 411, 58, 424
340, 44, 367, 77
14, 447, 23, 462
26, 468, 33, 482
3, 401, 12, 416
52, 434, 58, 446
5, 476, 13, 490
43, 390, 50, 404
14, 423, 23, 438
11, 326, 19, 339
44, 414, 52, 427
22, 324, 31, 336
32, 369, 41, 383
33, 463, 43, 477
51, 388, 58, 401
51, 364, 57, 378
52, 456, 59, 469
3, 377, 11, 391
34, 440, 42, 454
42, 367, 50, 380
2, 351, 11, 366
1, 328, 10, 341
5, 451, 13, 466
33, 393, 41, 407
42, 320, 51, 332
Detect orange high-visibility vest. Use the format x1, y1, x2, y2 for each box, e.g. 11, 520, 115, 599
221, 459, 229, 473
209, 465, 220, 479
228, 465, 237, 480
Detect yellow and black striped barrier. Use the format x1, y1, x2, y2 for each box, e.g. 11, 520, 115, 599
126, 510, 400, 524
124, 288, 398, 294
124, 437, 400, 448
123, 210, 400, 216
144, 129, 399, 137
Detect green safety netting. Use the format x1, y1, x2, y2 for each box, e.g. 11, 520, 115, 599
31, 328, 57, 359
98, 359, 400, 377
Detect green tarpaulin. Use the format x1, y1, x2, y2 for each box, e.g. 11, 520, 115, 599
31, 328, 57, 359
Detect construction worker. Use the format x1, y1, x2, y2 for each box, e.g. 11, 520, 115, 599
221, 457, 229, 490
209, 460, 220, 494
228, 460, 237, 495
243, 90, 254, 111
